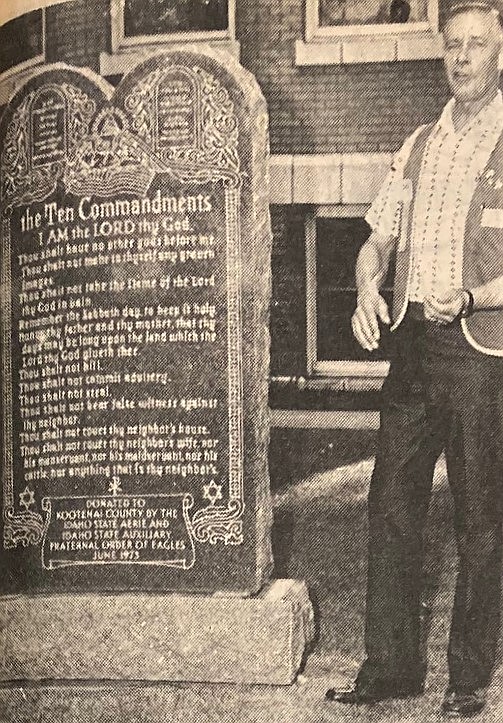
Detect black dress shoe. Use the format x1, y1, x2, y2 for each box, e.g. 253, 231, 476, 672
325, 688, 374, 704
441, 688, 487, 718
325, 678, 424, 705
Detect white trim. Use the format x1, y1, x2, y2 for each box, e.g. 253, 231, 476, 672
270, 155, 294, 204
110, 0, 235, 54
270, 409, 380, 429
293, 154, 342, 205
307, 0, 437, 39
267, 154, 392, 206
312, 21, 432, 39
299, 0, 441, 65
296, 33, 443, 65
313, 360, 389, 377
461, 319, 503, 357
316, 204, 370, 218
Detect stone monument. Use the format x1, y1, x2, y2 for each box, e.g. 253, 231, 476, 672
0, 49, 313, 698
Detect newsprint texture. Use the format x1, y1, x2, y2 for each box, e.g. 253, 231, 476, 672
1, 1, 503, 722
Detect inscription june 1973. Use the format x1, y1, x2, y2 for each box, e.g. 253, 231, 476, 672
0, 53, 272, 593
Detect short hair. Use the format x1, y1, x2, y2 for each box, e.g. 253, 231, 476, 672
445, 0, 503, 28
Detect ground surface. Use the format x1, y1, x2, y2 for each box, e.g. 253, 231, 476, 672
3, 428, 503, 722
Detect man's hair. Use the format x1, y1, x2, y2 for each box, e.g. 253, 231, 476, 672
443, 0, 503, 29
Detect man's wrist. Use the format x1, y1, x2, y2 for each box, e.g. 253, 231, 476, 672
357, 280, 380, 303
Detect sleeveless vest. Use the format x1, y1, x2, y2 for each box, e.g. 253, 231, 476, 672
391, 123, 503, 356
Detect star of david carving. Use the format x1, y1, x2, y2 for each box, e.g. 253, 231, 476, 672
19, 486, 35, 511
202, 479, 223, 506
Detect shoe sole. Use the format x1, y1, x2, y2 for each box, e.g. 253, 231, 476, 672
326, 687, 424, 705
441, 707, 486, 719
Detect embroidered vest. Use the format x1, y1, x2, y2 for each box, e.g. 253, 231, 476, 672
392, 124, 503, 356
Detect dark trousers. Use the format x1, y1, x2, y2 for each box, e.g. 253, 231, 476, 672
357, 309, 503, 693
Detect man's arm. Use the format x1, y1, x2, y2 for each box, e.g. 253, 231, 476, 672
352, 230, 396, 351
352, 129, 420, 349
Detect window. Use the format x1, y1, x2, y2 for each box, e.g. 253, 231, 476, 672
0, 9, 44, 77
314, 0, 431, 36
297, 0, 442, 64
111, 0, 235, 51
124, 0, 228, 37
306, 207, 392, 378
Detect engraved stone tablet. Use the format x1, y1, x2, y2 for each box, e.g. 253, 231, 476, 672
0, 51, 273, 594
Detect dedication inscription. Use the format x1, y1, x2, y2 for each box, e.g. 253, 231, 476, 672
0, 53, 272, 593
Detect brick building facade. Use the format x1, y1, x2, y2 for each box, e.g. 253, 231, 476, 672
0, 0, 459, 409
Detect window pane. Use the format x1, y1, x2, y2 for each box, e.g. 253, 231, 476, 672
124, 0, 229, 36
0, 11, 43, 75
319, 0, 428, 26
316, 217, 394, 362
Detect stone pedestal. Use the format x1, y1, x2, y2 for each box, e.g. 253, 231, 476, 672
0, 579, 314, 687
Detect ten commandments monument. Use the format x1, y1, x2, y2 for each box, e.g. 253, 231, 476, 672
0, 48, 313, 699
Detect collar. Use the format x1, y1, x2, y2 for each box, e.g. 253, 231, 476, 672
435, 89, 503, 136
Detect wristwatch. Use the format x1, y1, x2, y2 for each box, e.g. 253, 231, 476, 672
460, 289, 475, 318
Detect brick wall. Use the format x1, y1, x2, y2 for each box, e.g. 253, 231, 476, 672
237, 0, 451, 154
46, 0, 109, 72
43, 0, 454, 156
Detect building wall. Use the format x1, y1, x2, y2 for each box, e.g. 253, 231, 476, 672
46, 0, 109, 71
237, 0, 451, 154
9, 0, 459, 397
42, 0, 452, 155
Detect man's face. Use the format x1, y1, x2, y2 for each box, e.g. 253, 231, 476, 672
443, 10, 502, 103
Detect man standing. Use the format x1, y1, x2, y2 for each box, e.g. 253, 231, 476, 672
326, 1, 503, 717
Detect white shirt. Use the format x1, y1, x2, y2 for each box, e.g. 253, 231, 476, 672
366, 91, 503, 302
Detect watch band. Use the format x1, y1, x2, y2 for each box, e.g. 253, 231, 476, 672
460, 289, 475, 318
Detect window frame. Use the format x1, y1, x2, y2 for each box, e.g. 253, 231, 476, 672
306, 205, 390, 380
110, 0, 236, 53
306, 0, 438, 40
297, 0, 442, 65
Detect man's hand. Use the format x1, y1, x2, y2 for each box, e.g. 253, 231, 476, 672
351, 285, 390, 351
424, 289, 465, 325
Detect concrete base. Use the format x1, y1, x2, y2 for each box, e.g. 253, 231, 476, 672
0, 579, 314, 686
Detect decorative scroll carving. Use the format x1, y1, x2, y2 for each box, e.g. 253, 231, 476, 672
123, 63, 239, 181
3, 506, 45, 548
64, 107, 163, 198
190, 498, 244, 545
1, 83, 96, 208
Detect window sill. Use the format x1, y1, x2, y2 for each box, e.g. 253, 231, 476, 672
100, 40, 240, 77
295, 31, 443, 65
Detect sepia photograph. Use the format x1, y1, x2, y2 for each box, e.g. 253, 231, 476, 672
1, 0, 503, 721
